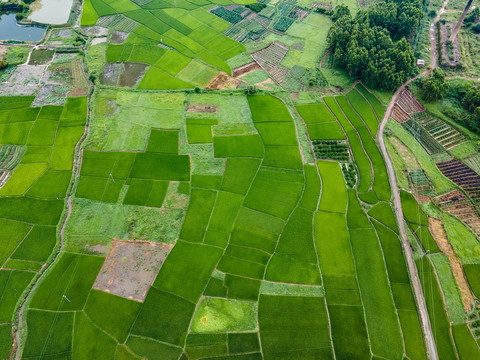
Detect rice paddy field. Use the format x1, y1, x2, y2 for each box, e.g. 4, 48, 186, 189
1, 0, 480, 358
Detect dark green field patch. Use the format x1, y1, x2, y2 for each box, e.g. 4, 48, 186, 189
234, 207, 284, 242
229, 229, 276, 254
244, 173, 303, 220
59, 97, 88, 126
0, 270, 35, 322
373, 221, 409, 284
248, 95, 292, 123
259, 295, 333, 360
180, 188, 216, 242
21, 145, 52, 163
207, 190, 243, 237
11, 225, 56, 262
0, 324, 11, 359
214, 135, 264, 158
186, 118, 218, 144
0, 218, 31, 265
228, 333, 259, 354
191, 175, 222, 190
10, 107, 40, 122
263, 146, 303, 169
298, 165, 320, 211
368, 202, 398, 232
221, 158, 260, 195
76, 175, 123, 203
49, 126, 85, 171
296, 103, 336, 124
123, 179, 169, 207
30, 253, 104, 311
349, 228, 404, 359
27, 119, 58, 146
153, 241, 223, 302
126, 335, 183, 360
26, 171, 71, 199
130, 153, 190, 181
464, 264, 480, 298
452, 323, 480, 359
254, 122, 298, 146
131, 288, 195, 346
84, 289, 141, 343
416, 257, 458, 360
22, 309, 73, 358
185, 333, 227, 359
0, 197, 63, 225
217, 255, 265, 279
146, 129, 179, 153
38, 106, 63, 120
326, 289, 362, 306
317, 161, 347, 214
315, 211, 356, 277
266, 206, 321, 285
307, 122, 345, 140
80, 151, 136, 179
397, 310, 428, 360
328, 304, 370, 360
224, 274, 261, 301
72, 312, 117, 360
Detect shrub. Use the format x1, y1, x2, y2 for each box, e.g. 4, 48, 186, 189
246, 3, 266, 13
0, 60, 7, 70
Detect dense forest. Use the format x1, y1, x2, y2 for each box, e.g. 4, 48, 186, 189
328, 0, 422, 90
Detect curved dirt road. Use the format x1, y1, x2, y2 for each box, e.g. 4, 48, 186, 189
376, 1, 451, 359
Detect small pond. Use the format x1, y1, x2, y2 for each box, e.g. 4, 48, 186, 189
0, 13, 45, 42
29, 0, 74, 25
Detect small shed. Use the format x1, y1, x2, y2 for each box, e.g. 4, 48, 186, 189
417, 59, 425, 68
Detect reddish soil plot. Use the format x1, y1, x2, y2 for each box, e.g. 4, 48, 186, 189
232, 62, 260, 77
206, 72, 240, 90
93, 239, 173, 302
187, 103, 219, 113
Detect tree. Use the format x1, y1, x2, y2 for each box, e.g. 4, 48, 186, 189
0, 60, 7, 70
421, 69, 448, 101
327, 3, 415, 91
333, 4, 351, 21
463, 86, 480, 112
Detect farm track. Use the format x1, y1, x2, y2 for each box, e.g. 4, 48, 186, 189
378, 1, 452, 359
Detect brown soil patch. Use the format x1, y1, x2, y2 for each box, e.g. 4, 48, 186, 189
118, 62, 148, 87
0, 46, 7, 60
390, 136, 419, 170
187, 103, 219, 113
413, 193, 431, 203
205, 72, 239, 90
290, 92, 299, 101
429, 217, 475, 311
232, 62, 259, 77
70, 60, 90, 97
93, 239, 173, 302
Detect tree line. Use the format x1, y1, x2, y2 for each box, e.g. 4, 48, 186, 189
327, 0, 423, 90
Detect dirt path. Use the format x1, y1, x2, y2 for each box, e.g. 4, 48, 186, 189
376, 2, 451, 359
428, 217, 475, 312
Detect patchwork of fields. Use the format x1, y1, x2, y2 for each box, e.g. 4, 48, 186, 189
2, 0, 480, 358
0, 88, 441, 360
